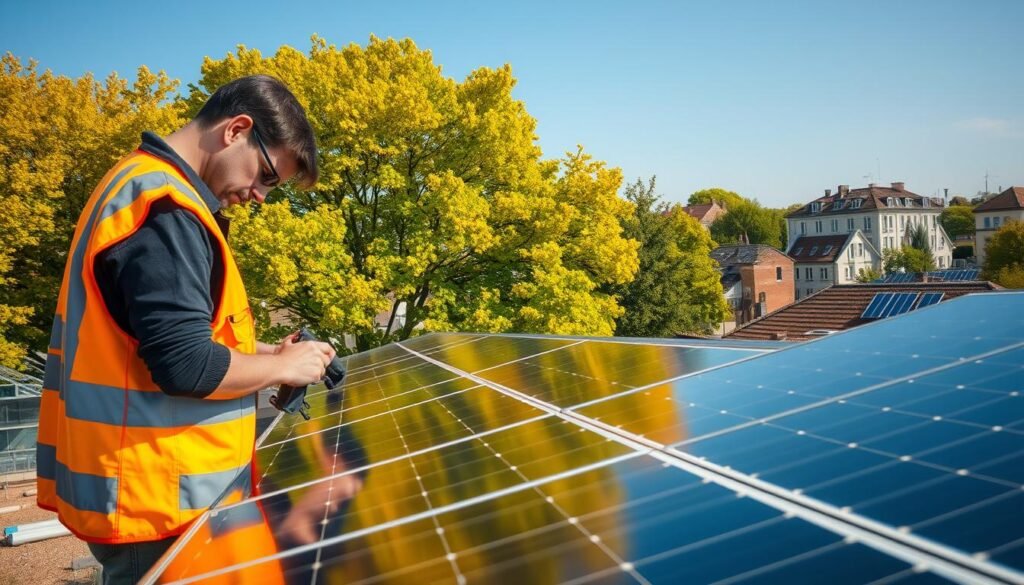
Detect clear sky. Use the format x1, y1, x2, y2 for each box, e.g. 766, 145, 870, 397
2, 0, 1021, 207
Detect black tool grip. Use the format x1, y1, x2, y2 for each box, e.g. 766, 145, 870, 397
270, 328, 346, 419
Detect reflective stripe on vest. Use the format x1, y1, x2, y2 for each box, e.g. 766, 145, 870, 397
37, 151, 257, 543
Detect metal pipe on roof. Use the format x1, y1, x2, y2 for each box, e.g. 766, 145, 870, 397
5, 523, 70, 545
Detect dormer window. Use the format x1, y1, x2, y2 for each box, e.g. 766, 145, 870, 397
822, 245, 833, 255
923, 198, 930, 208
810, 202, 822, 213
833, 200, 845, 210
903, 197, 911, 207
851, 199, 862, 209
887, 197, 896, 207
793, 247, 803, 255
809, 246, 818, 255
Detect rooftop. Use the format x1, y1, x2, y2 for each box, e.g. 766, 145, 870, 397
726, 281, 1001, 341
973, 186, 1024, 213
788, 183, 944, 218
710, 244, 791, 266
787, 234, 852, 263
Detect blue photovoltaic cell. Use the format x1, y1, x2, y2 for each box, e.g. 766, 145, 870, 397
862, 292, 895, 318
147, 292, 1024, 585
917, 292, 945, 309
881, 292, 919, 318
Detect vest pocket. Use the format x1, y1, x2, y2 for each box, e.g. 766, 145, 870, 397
227, 308, 255, 349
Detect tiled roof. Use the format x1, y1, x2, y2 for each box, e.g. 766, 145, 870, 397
725, 282, 1001, 341
711, 244, 792, 266
681, 202, 726, 223
787, 235, 851, 263
973, 186, 1024, 213
787, 185, 943, 218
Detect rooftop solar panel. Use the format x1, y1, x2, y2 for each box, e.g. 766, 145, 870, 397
143, 292, 1024, 585
880, 292, 920, 318
862, 292, 895, 318
917, 292, 945, 309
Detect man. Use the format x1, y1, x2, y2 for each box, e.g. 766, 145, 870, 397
36, 75, 335, 583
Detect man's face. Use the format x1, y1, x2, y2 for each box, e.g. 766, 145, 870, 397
207, 116, 299, 208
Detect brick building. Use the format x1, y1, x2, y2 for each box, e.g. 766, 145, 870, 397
710, 244, 795, 333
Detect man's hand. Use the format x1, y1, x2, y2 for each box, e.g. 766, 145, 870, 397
274, 335, 337, 387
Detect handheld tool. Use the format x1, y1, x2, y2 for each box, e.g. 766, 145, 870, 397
270, 328, 345, 420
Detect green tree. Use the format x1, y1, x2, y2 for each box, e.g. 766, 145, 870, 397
709, 199, 784, 249
196, 37, 639, 351
610, 178, 730, 337
982, 220, 1024, 280
883, 247, 936, 274
992, 265, 1024, 289
688, 187, 743, 210
856, 267, 882, 283
949, 195, 970, 207
939, 205, 975, 239
909, 223, 933, 256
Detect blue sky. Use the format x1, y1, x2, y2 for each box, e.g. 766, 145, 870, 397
3, 0, 1022, 207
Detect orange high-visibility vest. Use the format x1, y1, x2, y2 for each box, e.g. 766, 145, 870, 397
36, 150, 258, 544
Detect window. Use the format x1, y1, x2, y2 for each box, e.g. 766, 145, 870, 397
830, 219, 839, 232
801, 222, 806, 235
851, 199, 862, 209
994, 217, 1001, 228
819, 267, 829, 280
864, 217, 872, 232
985, 217, 991, 228
795, 269, 800, 281
811, 202, 822, 213
939, 256, 945, 268
806, 288, 814, 297
776, 266, 783, 281
822, 245, 833, 255
887, 197, 896, 207
845, 266, 852, 280
904, 198, 911, 207
809, 246, 818, 256
938, 236, 943, 249
805, 267, 813, 280
834, 201, 845, 210
900, 216, 905, 229
758, 292, 766, 303
858, 243, 864, 257
848, 247, 854, 259
932, 215, 936, 227
794, 247, 804, 255
815, 220, 823, 233
923, 198, 930, 208
847, 218, 855, 232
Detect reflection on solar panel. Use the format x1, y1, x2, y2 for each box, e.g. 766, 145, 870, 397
875, 270, 983, 284
143, 293, 1024, 584
917, 292, 945, 309
862, 292, 894, 318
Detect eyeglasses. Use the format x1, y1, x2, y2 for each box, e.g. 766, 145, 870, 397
251, 126, 281, 188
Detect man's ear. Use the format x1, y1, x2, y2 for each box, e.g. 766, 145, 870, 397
222, 114, 254, 146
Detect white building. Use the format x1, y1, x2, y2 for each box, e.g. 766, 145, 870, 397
786, 183, 954, 290
973, 186, 1024, 267
789, 231, 881, 298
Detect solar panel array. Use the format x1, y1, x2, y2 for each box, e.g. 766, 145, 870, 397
143, 292, 1024, 584
875, 270, 982, 284
862, 292, 920, 319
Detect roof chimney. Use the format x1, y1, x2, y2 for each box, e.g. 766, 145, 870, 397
825, 188, 832, 197
891, 182, 905, 192
838, 185, 849, 196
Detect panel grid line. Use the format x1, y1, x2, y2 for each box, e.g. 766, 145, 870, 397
400, 343, 1023, 585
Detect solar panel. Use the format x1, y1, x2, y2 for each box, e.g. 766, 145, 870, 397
880, 292, 919, 318
917, 292, 945, 309
142, 292, 1024, 584
862, 292, 895, 318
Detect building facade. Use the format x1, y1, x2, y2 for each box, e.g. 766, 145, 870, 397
710, 244, 795, 331
973, 186, 1024, 267
788, 231, 881, 298
786, 183, 954, 276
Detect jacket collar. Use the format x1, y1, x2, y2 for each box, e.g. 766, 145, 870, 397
139, 131, 221, 214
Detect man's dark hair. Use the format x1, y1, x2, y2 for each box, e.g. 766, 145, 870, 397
195, 75, 319, 188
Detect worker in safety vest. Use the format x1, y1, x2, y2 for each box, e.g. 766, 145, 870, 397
36, 75, 336, 584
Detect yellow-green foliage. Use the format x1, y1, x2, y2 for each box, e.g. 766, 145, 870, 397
0, 54, 184, 366
190, 37, 638, 349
